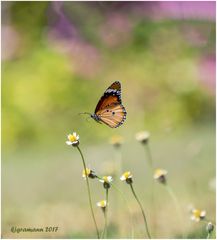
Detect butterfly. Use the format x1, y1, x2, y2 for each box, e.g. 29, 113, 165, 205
81, 81, 127, 128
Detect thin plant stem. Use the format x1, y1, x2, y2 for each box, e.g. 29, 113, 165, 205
129, 183, 152, 239
97, 176, 135, 238
149, 177, 156, 237
114, 147, 122, 236
101, 211, 106, 239
105, 188, 108, 238
144, 143, 156, 236
76, 146, 100, 239
144, 144, 153, 169
165, 184, 184, 238
101, 189, 108, 239
115, 147, 123, 175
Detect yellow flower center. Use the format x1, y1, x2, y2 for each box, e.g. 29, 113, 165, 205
83, 168, 91, 177
103, 176, 109, 182
99, 200, 106, 207
155, 168, 165, 177
123, 171, 131, 179
110, 135, 123, 145
68, 134, 77, 142
136, 131, 150, 141
193, 209, 201, 218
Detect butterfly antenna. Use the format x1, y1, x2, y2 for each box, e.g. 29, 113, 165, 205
78, 112, 92, 116
78, 112, 92, 122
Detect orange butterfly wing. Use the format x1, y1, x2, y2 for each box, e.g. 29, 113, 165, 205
94, 81, 127, 128
94, 81, 122, 112
98, 103, 126, 128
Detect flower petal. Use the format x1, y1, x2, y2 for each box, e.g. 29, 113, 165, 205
120, 176, 126, 181
66, 141, 72, 145
107, 176, 113, 182
200, 211, 206, 217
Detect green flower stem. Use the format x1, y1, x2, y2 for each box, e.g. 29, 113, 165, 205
115, 147, 123, 175
165, 184, 184, 238
76, 146, 100, 239
207, 232, 210, 239
114, 147, 123, 234
144, 144, 153, 169
149, 177, 156, 236
101, 211, 106, 239
101, 189, 108, 239
97, 176, 135, 238
105, 189, 108, 238
129, 183, 152, 239
144, 143, 156, 236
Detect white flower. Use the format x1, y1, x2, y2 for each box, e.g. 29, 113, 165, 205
120, 171, 133, 181
153, 168, 168, 179
97, 200, 107, 208
66, 132, 79, 146
99, 176, 113, 189
153, 168, 168, 184
191, 209, 206, 222
206, 222, 214, 233
109, 135, 124, 147
82, 168, 91, 178
135, 131, 150, 144
82, 168, 96, 179
99, 176, 113, 183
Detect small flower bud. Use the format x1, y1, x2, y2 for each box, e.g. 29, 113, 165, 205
206, 222, 214, 233
97, 200, 107, 213
153, 168, 168, 184
120, 171, 133, 184
82, 168, 97, 179
126, 177, 133, 184
135, 131, 150, 145
158, 175, 166, 184
103, 182, 111, 189
88, 171, 97, 179
110, 135, 124, 148
190, 209, 206, 222
99, 176, 113, 189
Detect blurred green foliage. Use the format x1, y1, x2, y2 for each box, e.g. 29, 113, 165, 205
2, 2, 215, 151
2, 2, 215, 238
10, 2, 48, 46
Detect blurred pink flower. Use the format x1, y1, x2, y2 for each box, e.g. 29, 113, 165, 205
131, 2, 215, 21
100, 13, 133, 48
48, 1, 78, 40
158, 1, 215, 21
198, 55, 216, 94
181, 24, 212, 47
47, 2, 102, 77
2, 25, 21, 61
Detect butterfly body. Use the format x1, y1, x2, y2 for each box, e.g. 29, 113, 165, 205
90, 113, 101, 123
88, 81, 127, 128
